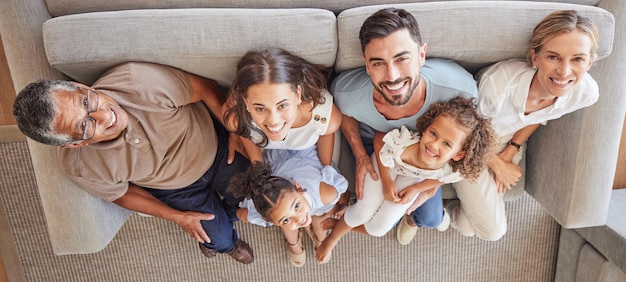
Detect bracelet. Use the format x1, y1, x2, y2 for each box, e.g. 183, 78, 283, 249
507, 140, 522, 151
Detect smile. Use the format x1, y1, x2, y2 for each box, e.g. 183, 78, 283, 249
551, 78, 573, 85
300, 215, 311, 227
425, 146, 438, 158
266, 123, 286, 134
385, 80, 406, 91
107, 109, 117, 129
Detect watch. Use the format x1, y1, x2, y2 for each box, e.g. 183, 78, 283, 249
508, 140, 522, 151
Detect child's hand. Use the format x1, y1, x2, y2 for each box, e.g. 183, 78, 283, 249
236, 208, 249, 222
398, 188, 420, 205
382, 181, 400, 202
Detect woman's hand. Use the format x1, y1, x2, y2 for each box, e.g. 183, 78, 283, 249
488, 155, 522, 193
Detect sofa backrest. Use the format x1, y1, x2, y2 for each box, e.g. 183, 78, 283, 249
43, 1, 614, 87
334, 1, 614, 73
43, 8, 337, 86
44, 0, 602, 16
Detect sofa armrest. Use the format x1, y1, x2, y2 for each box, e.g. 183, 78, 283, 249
28, 141, 131, 254
574, 189, 626, 272
0, 0, 131, 254
555, 189, 626, 281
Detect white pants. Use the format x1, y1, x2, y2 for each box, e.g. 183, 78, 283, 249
343, 154, 421, 237
451, 142, 523, 241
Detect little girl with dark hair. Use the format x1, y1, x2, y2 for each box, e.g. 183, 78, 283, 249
228, 148, 348, 267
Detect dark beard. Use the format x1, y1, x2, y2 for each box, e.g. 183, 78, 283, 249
373, 76, 420, 106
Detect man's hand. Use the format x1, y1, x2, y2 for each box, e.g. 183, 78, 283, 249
113, 184, 217, 243
355, 153, 378, 199
174, 211, 216, 243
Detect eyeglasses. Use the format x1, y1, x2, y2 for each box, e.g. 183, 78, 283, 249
79, 88, 99, 140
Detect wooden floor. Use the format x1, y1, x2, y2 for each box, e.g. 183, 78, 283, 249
0, 34, 10, 281
0, 257, 7, 282
616, 115, 626, 189
0, 34, 16, 126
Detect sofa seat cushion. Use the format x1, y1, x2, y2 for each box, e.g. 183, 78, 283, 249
575, 244, 626, 281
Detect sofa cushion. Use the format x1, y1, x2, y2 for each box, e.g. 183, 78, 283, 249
574, 189, 626, 273
575, 244, 626, 281
43, 8, 337, 86
335, 1, 614, 73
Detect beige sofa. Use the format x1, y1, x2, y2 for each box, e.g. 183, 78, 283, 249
1, 0, 624, 281
556, 189, 626, 281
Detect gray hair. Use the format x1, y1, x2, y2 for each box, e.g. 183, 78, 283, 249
13, 80, 80, 146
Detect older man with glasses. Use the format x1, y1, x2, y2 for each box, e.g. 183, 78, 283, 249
12, 62, 254, 264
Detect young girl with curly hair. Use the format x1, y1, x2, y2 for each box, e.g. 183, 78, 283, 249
316, 96, 495, 263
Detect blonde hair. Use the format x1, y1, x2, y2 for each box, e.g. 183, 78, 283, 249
527, 10, 599, 64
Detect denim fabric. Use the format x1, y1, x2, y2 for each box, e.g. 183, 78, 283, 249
143, 116, 250, 253
361, 138, 444, 229
409, 187, 444, 228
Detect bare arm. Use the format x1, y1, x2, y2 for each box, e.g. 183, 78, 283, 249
489, 123, 541, 193
403, 185, 441, 215
318, 182, 339, 206
317, 133, 335, 167
340, 114, 378, 199
498, 123, 540, 162
241, 135, 263, 163
398, 179, 442, 205
187, 73, 225, 123
316, 104, 342, 166
373, 131, 399, 202
113, 184, 214, 243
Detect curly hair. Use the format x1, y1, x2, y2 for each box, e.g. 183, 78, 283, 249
224, 47, 331, 147
227, 161, 297, 221
414, 97, 495, 182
